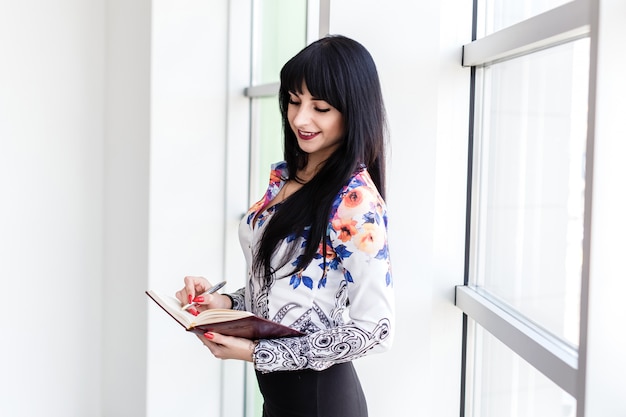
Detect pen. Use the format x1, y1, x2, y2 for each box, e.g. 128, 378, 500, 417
181, 280, 227, 311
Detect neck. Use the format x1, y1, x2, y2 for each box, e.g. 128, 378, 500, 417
297, 159, 326, 183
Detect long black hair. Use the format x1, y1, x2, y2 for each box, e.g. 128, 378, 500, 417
253, 35, 387, 281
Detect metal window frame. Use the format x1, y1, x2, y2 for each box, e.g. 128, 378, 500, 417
462, 0, 590, 67
244, 82, 279, 97
456, 286, 579, 397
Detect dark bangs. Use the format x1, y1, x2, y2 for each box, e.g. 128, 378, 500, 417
279, 37, 354, 117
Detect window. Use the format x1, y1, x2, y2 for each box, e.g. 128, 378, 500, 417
466, 321, 576, 416
478, 0, 573, 35
242, 1, 327, 415
457, 0, 593, 415
247, 0, 308, 200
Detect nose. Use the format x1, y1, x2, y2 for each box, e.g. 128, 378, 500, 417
292, 105, 313, 128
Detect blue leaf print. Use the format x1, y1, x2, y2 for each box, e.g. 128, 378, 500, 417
331, 195, 342, 213
334, 244, 353, 260
376, 244, 389, 260
302, 276, 313, 289
292, 255, 306, 268
362, 211, 375, 224
257, 216, 267, 228
350, 176, 366, 188
316, 261, 329, 288
286, 227, 310, 248
386, 271, 392, 286
290, 274, 300, 289
318, 276, 327, 288
344, 269, 354, 283
328, 257, 340, 271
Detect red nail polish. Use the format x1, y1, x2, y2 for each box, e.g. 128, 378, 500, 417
204, 332, 214, 340
188, 294, 193, 303
193, 296, 205, 303
189, 308, 199, 316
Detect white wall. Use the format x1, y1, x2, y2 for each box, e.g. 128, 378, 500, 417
329, 1, 472, 416
0, 1, 151, 416
102, 1, 151, 416
0, 1, 105, 415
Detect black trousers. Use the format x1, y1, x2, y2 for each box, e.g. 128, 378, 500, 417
256, 362, 368, 417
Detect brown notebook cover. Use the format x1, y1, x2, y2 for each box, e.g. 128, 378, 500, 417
186, 315, 304, 340
146, 290, 304, 340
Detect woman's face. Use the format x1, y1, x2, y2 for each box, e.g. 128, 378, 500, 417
287, 83, 344, 165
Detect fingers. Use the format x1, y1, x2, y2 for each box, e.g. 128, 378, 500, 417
196, 332, 223, 357
192, 292, 219, 309
190, 293, 231, 311
174, 289, 186, 305
198, 332, 255, 362
204, 331, 223, 344
184, 275, 211, 301
174, 276, 211, 305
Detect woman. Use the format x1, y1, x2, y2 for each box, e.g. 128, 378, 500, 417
176, 35, 394, 417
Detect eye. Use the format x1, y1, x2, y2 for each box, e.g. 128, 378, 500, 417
288, 97, 301, 105
315, 107, 331, 113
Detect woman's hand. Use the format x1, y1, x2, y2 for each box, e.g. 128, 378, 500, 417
198, 332, 257, 363
175, 276, 232, 315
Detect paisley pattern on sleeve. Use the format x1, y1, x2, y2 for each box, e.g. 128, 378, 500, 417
254, 319, 391, 371
228, 287, 247, 311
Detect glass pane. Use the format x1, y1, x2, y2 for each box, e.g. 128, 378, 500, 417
245, 363, 264, 416
251, 96, 283, 201
466, 321, 576, 417
471, 38, 590, 346
246, 3, 307, 415
478, 0, 573, 36
252, 0, 307, 84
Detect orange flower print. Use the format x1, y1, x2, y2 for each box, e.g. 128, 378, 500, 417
332, 218, 358, 242
337, 187, 368, 220
355, 223, 385, 255
343, 188, 363, 208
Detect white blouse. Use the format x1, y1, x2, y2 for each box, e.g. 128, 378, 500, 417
228, 161, 394, 373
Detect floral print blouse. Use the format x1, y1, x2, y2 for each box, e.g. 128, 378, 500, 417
228, 161, 394, 373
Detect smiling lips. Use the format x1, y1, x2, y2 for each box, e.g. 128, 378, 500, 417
297, 129, 319, 140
